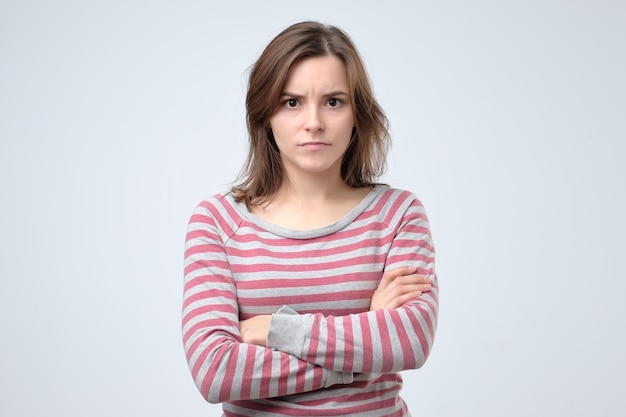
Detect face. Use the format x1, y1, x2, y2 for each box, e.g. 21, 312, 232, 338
269, 55, 354, 180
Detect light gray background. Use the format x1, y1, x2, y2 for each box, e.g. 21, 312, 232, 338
1, 1, 624, 416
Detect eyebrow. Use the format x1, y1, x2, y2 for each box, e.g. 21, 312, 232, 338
280, 91, 349, 98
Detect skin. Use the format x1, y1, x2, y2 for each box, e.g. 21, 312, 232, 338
255, 54, 369, 230
239, 55, 432, 346
270, 55, 355, 181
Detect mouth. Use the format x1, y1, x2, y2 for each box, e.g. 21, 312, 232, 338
300, 141, 329, 150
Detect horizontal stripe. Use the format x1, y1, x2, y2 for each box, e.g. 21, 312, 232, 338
181, 186, 439, 416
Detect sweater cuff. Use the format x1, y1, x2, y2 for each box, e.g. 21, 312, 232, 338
267, 305, 309, 356
324, 370, 354, 387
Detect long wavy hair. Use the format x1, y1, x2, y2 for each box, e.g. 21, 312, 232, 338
231, 21, 390, 206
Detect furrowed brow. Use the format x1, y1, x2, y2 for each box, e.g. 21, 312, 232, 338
323, 91, 349, 97
280, 91, 302, 98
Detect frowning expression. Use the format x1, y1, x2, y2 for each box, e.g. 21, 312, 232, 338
269, 55, 355, 178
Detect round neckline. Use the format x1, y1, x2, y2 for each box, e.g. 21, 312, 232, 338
229, 185, 387, 239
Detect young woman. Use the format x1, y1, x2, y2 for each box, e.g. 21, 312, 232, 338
182, 21, 438, 417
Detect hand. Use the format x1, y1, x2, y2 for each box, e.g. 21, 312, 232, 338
370, 266, 432, 311
239, 315, 272, 346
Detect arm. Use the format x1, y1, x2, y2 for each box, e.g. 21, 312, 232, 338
264, 193, 439, 373
182, 202, 353, 404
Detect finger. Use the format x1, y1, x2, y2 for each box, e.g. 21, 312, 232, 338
384, 275, 430, 294
404, 280, 432, 292
388, 275, 431, 290
402, 274, 431, 283
378, 266, 417, 291
385, 283, 430, 300
387, 291, 422, 309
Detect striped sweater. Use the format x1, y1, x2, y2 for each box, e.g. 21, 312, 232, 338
182, 185, 438, 417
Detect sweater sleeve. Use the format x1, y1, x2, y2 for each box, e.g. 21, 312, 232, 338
266, 193, 439, 373
182, 202, 353, 404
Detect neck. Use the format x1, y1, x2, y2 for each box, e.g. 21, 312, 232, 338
276, 170, 349, 206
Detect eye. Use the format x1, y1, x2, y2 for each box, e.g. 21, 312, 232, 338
285, 98, 298, 108
327, 98, 341, 107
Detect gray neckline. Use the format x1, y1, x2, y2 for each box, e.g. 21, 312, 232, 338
228, 185, 387, 239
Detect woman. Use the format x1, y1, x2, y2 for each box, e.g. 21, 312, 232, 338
182, 21, 438, 417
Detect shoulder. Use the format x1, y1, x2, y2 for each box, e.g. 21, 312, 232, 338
189, 192, 228, 218
373, 185, 426, 212
193, 192, 233, 213
188, 192, 245, 235
371, 186, 429, 228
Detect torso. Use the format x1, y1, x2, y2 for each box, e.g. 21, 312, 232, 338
184, 185, 429, 416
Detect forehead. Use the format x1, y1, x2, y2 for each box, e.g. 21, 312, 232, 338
282, 55, 349, 91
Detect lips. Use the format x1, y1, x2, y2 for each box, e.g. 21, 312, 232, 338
301, 142, 329, 150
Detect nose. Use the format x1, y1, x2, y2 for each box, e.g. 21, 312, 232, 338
304, 107, 324, 131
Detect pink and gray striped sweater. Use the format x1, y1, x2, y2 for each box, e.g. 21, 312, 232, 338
182, 185, 438, 416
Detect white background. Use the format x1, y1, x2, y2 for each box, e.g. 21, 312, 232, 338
1, 1, 624, 416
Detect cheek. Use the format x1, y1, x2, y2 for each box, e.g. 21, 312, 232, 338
269, 114, 296, 134
341, 116, 355, 137
343, 112, 355, 130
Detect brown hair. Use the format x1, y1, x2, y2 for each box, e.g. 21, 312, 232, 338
231, 21, 390, 206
